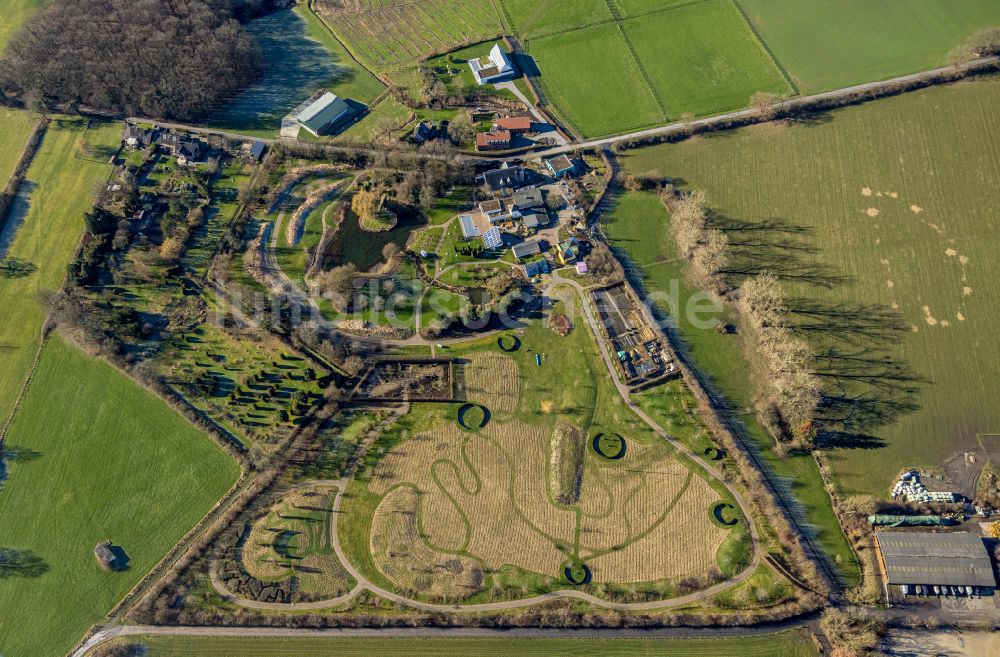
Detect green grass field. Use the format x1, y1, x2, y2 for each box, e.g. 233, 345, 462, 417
0, 108, 35, 183
0, 117, 120, 423
106, 632, 819, 657
619, 78, 1000, 497
0, 337, 240, 657
740, 0, 1000, 93
0, 0, 38, 50
528, 23, 663, 137
622, 0, 790, 117
523, 0, 787, 137
603, 191, 860, 584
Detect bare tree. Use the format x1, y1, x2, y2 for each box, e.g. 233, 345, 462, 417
750, 91, 783, 121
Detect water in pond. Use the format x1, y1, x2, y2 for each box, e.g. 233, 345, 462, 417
323, 205, 425, 272
465, 288, 491, 305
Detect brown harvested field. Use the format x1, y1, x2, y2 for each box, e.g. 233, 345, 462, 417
458, 351, 519, 415
585, 473, 730, 583
365, 404, 733, 586
370, 487, 484, 599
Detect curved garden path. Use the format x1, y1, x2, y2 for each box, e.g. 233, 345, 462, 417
208, 276, 764, 614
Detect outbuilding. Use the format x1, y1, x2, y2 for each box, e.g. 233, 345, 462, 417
295, 92, 358, 136
874, 530, 996, 599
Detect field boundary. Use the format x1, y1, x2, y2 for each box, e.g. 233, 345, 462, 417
728, 0, 799, 95
615, 24, 669, 120
0, 335, 48, 449
0, 116, 46, 241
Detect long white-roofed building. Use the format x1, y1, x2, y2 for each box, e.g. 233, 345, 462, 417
469, 43, 515, 85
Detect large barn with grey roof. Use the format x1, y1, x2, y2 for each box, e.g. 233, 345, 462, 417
874, 530, 996, 599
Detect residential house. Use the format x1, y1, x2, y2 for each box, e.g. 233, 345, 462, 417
522, 258, 549, 277
512, 188, 544, 211
476, 130, 512, 152
295, 92, 359, 136
511, 240, 541, 260
159, 133, 206, 163
545, 154, 575, 178
469, 43, 515, 85
124, 125, 157, 149
478, 199, 504, 218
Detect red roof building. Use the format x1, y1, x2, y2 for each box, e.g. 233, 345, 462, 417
476, 130, 512, 151
495, 116, 533, 133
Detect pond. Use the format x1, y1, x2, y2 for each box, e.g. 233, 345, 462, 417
322, 205, 426, 272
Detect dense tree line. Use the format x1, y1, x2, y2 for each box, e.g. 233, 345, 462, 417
0, 0, 260, 120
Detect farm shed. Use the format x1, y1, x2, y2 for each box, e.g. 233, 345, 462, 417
94, 542, 119, 570
495, 116, 533, 134
512, 188, 544, 210
521, 213, 546, 229
874, 530, 996, 598
476, 130, 512, 151
295, 92, 358, 136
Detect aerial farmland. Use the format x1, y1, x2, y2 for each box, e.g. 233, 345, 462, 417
0, 1, 998, 656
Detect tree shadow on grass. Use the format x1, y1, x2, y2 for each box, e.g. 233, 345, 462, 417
0, 548, 49, 578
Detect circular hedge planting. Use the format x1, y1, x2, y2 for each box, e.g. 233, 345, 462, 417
563, 560, 592, 585
497, 334, 521, 352
457, 403, 489, 430
703, 446, 726, 461
711, 502, 740, 527
591, 432, 627, 460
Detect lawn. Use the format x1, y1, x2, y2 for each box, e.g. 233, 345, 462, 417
739, 0, 1000, 93
208, 5, 385, 136
619, 79, 1000, 498
623, 0, 791, 117
528, 23, 663, 137
0, 336, 240, 657
103, 631, 819, 657
0, 117, 120, 424
603, 192, 860, 585
0, 108, 35, 183
0, 0, 38, 50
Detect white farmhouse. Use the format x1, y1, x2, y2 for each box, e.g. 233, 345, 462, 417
469, 43, 515, 85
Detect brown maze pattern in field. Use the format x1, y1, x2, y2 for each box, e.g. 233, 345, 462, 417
370, 415, 732, 587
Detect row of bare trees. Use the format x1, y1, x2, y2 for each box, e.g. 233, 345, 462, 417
737, 272, 821, 446
663, 190, 820, 446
